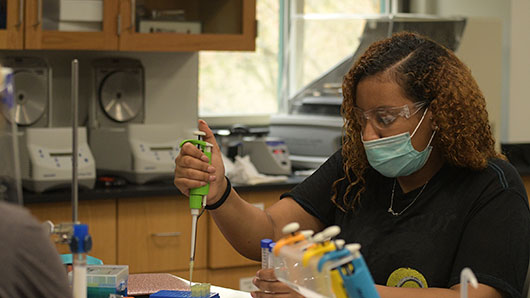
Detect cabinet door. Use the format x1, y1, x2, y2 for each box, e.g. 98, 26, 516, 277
27, 199, 117, 265
0, 0, 23, 49
24, 0, 118, 50
207, 188, 291, 269
118, 0, 256, 52
117, 196, 208, 274
208, 265, 260, 291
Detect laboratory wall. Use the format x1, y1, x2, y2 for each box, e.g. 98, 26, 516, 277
508, 0, 530, 143
422, 0, 530, 143
0, 51, 198, 133
455, 18, 502, 149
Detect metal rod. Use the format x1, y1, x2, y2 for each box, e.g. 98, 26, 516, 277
71, 59, 79, 223
5, 70, 23, 205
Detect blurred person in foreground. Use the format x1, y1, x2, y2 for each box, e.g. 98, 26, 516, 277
0, 70, 71, 298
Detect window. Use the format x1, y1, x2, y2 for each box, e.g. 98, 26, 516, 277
199, 0, 280, 120
199, 0, 379, 124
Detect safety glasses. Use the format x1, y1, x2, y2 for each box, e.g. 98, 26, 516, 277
353, 101, 429, 130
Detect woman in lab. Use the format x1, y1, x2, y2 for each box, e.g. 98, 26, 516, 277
174, 32, 530, 298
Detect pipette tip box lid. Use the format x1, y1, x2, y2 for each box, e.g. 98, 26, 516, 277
86, 265, 128, 297
149, 290, 220, 298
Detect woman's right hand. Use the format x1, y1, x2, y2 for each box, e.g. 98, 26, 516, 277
174, 119, 227, 204
252, 268, 304, 298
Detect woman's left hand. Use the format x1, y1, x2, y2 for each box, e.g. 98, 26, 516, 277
251, 269, 304, 298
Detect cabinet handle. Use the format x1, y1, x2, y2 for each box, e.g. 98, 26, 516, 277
16, 0, 23, 27
127, 0, 135, 31
34, 0, 42, 27
117, 14, 121, 36
151, 232, 181, 237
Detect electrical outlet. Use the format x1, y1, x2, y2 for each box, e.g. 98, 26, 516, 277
239, 276, 259, 292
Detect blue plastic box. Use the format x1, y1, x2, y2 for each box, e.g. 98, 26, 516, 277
150, 290, 220, 298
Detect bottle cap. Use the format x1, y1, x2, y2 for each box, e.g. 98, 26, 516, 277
261, 239, 273, 248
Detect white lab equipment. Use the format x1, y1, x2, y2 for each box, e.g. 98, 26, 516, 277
0, 57, 51, 128
227, 155, 288, 185
20, 127, 96, 192
89, 58, 187, 184
90, 123, 183, 184
241, 136, 292, 175
43, 0, 104, 32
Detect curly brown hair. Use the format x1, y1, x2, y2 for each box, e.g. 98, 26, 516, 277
333, 31, 503, 211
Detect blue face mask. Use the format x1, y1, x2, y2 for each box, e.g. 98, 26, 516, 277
362, 108, 436, 177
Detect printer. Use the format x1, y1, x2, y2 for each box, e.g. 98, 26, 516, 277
270, 15, 466, 170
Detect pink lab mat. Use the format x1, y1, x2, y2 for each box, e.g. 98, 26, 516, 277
127, 273, 191, 296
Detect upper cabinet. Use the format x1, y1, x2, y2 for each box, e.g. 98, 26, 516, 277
0, 0, 24, 49
25, 0, 118, 50
0, 0, 256, 52
119, 0, 256, 52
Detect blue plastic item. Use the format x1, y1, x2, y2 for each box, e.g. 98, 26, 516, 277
149, 290, 219, 298
316, 249, 350, 272
70, 223, 92, 253
316, 248, 380, 298
61, 254, 103, 265
339, 254, 380, 298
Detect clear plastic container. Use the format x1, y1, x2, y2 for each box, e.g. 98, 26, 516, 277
272, 240, 334, 298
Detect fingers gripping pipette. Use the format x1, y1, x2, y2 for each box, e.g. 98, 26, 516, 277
180, 131, 213, 287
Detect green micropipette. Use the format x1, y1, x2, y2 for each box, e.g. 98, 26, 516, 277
180, 132, 212, 287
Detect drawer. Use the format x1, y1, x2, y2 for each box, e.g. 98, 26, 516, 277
117, 196, 207, 273
207, 188, 290, 269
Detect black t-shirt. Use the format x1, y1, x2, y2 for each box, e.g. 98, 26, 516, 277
282, 149, 530, 298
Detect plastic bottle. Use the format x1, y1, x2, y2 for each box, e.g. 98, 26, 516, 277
261, 239, 273, 269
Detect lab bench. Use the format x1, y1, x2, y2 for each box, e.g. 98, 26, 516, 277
24, 176, 304, 291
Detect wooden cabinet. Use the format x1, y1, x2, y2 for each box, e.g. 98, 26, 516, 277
25, 184, 293, 290
207, 187, 291, 289
118, 0, 256, 52
209, 266, 260, 291
24, 0, 118, 50
0, 0, 23, 49
117, 195, 208, 274
0, 0, 255, 51
207, 188, 289, 269
27, 199, 117, 265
